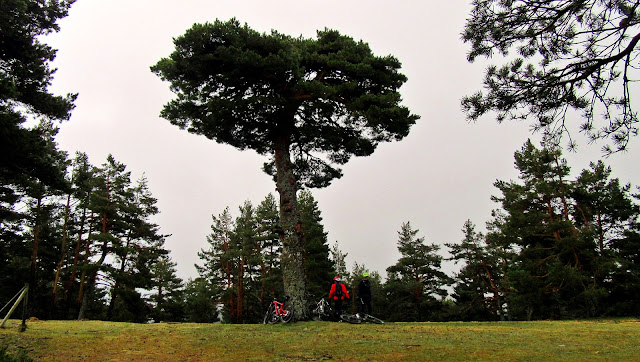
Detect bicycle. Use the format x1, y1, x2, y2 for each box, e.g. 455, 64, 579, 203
357, 298, 384, 324
263, 297, 293, 324
312, 295, 360, 323
358, 313, 384, 324
311, 296, 333, 321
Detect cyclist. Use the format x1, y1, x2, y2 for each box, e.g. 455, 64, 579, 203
357, 272, 372, 318
328, 276, 349, 319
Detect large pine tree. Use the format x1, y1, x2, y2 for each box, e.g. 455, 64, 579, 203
152, 19, 418, 318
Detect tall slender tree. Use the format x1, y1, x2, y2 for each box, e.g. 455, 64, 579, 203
386, 222, 450, 321
152, 19, 418, 318
197, 208, 236, 322
149, 255, 184, 322
255, 194, 282, 306
447, 220, 506, 321
298, 190, 333, 299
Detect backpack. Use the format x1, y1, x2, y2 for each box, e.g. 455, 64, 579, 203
334, 281, 343, 298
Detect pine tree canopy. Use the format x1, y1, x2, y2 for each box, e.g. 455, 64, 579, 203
151, 18, 418, 188
462, 0, 640, 154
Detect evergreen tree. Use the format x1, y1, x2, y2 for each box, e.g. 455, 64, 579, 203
106, 175, 170, 322
607, 218, 640, 316
0, 0, 76, 219
59, 152, 96, 318
462, 0, 640, 153
255, 194, 282, 306
490, 141, 590, 319
447, 220, 506, 321
487, 140, 640, 319
197, 208, 237, 323
298, 190, 333, 299
3, 121, 71, 319
385, 222, 450, 321
183, 277, 219, 323
330, 241, 349, 280
231, 200, 261, 323
0, 0, 76, 316
76, 155, 132, 320
152, 19, 418, 318
573, 161, 640, 315
149, 255, 184, 322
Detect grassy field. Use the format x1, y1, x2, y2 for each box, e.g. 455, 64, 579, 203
1, 318, 639, 361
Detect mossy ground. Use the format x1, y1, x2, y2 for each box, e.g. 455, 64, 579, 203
1, 319, 639, 361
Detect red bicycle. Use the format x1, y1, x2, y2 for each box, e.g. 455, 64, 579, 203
263, 297, 293, 324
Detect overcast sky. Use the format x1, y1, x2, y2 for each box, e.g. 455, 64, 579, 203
45, 1, 640, 281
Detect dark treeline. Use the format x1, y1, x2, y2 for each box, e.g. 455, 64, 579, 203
1, 149, 181, 322
4, 135, 638, 323
184, 140, 640, 323
445, 141, 640, 321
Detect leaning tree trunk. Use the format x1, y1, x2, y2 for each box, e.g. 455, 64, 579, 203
274, 135, 307, 320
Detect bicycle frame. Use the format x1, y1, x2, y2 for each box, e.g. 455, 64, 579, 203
272, 299, 288, 317
315, 299, 329, 313
264, 297, 292, 324
312, 297, 334, 321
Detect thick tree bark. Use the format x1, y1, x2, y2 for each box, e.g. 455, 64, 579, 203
274, 135, 307, 320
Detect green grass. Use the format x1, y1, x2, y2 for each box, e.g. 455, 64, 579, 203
1, 319, 639, 361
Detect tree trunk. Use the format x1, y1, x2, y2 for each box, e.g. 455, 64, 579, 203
77, 237, 109, 320
28, 197, 42, 318
107, 235, 131, 319
237, 257, 245, 323
79, 192, 110, 320
53, 193, 72, 300
274, 135, 307, 320
65, 207, 87, 305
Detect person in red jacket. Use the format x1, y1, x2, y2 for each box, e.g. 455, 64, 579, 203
328, 276, 350, 319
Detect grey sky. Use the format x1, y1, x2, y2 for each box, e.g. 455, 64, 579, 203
46, 1, 640, 281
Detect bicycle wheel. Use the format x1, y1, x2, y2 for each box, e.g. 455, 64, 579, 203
263, 305, 274, 324
280, 310, 293, 323
340, 314, 362, 324
268, 310, 280, 324
364, 314, 384, 324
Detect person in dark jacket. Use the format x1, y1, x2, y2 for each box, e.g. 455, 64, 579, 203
357, 272, 372, 317
328, 276, 350, 319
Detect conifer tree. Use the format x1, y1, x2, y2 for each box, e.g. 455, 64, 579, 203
447, 220, 506, 321
149, 255, 185, 322
330, 241, 349, 280
0, 0, 76, 314
197, 208, 237, 322
386, 222, 450, 321
462, 0, 640, 153
231, 200, 261, 323
255, 194, 282, 305
487, 140, 640, 318
298, 190, 333, 299
152, 19, 418, 318
183, 277, 219, 323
